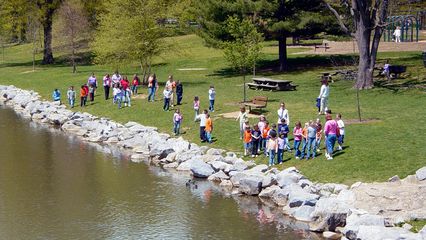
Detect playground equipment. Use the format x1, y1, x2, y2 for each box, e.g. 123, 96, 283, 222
383, 14, 421, 42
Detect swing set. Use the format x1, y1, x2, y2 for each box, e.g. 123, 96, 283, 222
383, 12, 424, 42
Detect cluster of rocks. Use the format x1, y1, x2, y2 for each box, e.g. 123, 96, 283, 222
1, 85, 425, 240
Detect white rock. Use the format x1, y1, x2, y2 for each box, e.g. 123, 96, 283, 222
291, 205, 315, 222
238, 176, 263, 195
190, 159, 215, 178
207, 171, 229, 182
416, 166, 426, 181
322, 231, 341, 240
356, 226, 422, 240
259, 185, 281, 198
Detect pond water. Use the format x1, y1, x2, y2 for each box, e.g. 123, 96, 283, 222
0, 107, 309, 239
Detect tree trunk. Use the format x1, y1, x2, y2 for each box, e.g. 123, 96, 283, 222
42, 9, 54, 64
355, 19, 373, 89
278, 35, 288, 71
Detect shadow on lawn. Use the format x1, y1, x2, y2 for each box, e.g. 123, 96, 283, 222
209, 55, 358, 78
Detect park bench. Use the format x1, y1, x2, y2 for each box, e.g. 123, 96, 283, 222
314, 43, 330, 52
244, 96, 268, 112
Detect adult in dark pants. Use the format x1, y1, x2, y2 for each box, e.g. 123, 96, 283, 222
195, 109, 208, 142
176, 80, 183, 105
103, 74, 111, 100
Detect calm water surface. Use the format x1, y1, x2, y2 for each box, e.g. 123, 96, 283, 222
0, 107, 307, 239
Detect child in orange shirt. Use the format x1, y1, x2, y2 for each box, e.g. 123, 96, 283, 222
300, 122, 309, 159
261, 121, 270, 155
205, 113, 213, 143
243, 125, 252, 156
80, 85, 87, 107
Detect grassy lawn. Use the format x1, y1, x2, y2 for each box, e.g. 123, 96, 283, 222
0, 34, 425, 185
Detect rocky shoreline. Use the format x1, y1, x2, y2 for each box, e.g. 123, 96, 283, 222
1, 85, 425, 240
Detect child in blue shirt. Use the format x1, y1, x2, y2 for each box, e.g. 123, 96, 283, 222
52, 89, 61, 104
278, 118, 291, 152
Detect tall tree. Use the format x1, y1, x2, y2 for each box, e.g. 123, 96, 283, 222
37, 0, 62, 64
55, 0, 90, 73
223, 17, 263, 102
325, 0, 390, 89
91, 0, 172, 81
195, 0, 329, 71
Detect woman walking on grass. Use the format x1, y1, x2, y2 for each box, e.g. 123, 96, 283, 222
324, 114, 338, 160
318, 80, 329, 115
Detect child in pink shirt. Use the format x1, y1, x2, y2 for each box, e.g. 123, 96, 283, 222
324, 114, 338, 160
293, 121, 303, 159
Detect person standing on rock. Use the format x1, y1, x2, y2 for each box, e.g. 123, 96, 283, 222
277, 102, 289, 125
318, 79, 329, 115
324, 114, 338, 160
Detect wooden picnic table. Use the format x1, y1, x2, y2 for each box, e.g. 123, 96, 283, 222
248, 77, 297, 91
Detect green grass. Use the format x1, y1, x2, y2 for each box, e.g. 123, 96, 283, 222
0, 34, 425, 185
407, 220, 426, 233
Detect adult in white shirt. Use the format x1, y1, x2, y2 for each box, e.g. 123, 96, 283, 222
195, 109, 208, 142
112, 71, 122, 86
277, 102, 289, 125
393, 26, 401, 43
318, 79, 330, 115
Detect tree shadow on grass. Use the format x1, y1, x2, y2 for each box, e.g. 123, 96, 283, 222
208, 55, 358, 79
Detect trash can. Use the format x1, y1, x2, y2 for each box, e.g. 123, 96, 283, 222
423, 51, 426, 67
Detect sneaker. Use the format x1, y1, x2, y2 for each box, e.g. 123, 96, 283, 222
327, 156, 333, 160
325, 152, 329, 158
295, 157, 300, 160
338, 146, 343, 151
279, 162, 283, 165
251, 155, 255, 157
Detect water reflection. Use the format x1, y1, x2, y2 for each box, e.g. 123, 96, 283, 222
0, 107, 315, 239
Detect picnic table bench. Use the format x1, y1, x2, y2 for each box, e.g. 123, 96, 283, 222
244, 96, 268, 112
314, 43, 330, 52
248, 77, 297, 91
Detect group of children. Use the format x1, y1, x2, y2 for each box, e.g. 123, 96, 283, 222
238, 106, 345, 166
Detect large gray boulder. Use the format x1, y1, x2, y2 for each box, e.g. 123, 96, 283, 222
356, 226, 422, 240
210, 161, 231, 172
343, 211, 385, 239
290, 205, 315, 222
230, 159, 249, 172
271, 189, 289, 206
259, 185, 281, 198
229, 172, 248, 187
206, 148, 224, 155
46, 113, 68, 125
310, 197, 353, 232
276, 171, 302, 188
287, 184, 320, 208
416, 166, 426, 181
207, 170, 229, 182
238, 176, 263, 195
190, 159, 215, 178
176, 159, 197, 171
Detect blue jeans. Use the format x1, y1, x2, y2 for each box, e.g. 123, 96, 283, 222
148, 88, 156, 101
173, 122, 180, 135
277, 148, 284, 164
338, 135, 345, 145
326, 134, 337, 155
301, 138, 308, 158
68, 98, 75, 108
269, 150, 276, 166
294, 140, 301, 157
284, 137, 291, 151
306, 137, 317, 159
124, 91, 131, 106
206, 131, 212, 143
131, 85, 138, 95
209, 99, 215, 111
163, 98, 170, 110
